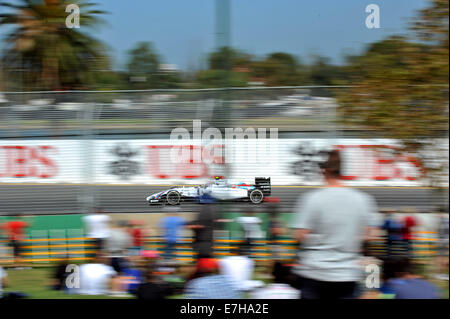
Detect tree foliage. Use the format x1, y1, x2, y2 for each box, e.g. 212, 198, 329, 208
337, 0, 448, 185
126, 41, 182, 89
251, 52, 308, 86
0, 0, 107, 90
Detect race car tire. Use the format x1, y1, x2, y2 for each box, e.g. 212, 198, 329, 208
249, 189, 264, 204
166, 191, 181, 205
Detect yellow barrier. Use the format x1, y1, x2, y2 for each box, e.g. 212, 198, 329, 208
0, 231, 446, 264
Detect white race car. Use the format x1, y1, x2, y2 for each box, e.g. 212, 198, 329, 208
146, 177, 271, 205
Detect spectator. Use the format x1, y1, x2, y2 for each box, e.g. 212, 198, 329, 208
218, 246, 263, 291
401, 212, 417, 257
128, 220, 147, 256
251, 262, 300, 299
184, 258, 242, 299
105, 220, 132, 274
140, 249, 160, 266
159, 210, 186, 262
0, 265, 8, 299
435, 213, 449, 281
292, 150, 379, 299
381, 257, 440, 299
0, 265, 27, 300
50, 255, 70, 291
135, 265, 171, 300
265, 198, 284, 260
235, 210, 263, 255
82, 208, 111, 253
119, 261, 143, 295
1, 213, 31, 267
186, 204, 217, 259
79, 253, 117, 296
381, 209, 404, 258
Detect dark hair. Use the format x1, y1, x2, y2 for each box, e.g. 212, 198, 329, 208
272, 262, 291, 284
322, 150, 341, 178
382, 257, 412, 281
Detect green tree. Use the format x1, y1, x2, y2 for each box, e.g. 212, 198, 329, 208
308, 56, 349, 85
126, 42, 159, 89
126, 41, 181, 89
195, 47, 252, 88
0, 0, 107, 90
208, 47, 252, 71
196, 69, 248, 88
251, 52, 308, 86
307, 56, 350, 96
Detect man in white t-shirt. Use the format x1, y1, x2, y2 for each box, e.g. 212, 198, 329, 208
292, 150, 379, 299
79, 254, 116, 295
0, 266, 8, 299
82, 208, 111, 252
235, 211, 263, 251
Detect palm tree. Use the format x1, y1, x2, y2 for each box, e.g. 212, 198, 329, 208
0, 0, 107, 90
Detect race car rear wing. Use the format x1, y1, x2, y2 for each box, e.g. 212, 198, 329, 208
255, 177, 271, 196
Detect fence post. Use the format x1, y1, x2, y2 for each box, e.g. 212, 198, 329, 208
80, 102, 96, 214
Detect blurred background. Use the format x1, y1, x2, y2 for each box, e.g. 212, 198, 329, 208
0, 0, 448, 299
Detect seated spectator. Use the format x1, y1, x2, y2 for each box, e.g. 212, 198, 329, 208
78, 253, 117, 296
120, 258, 143, 295
218, 246, 263, 291
251, 262, 300, 299
435, 213, 449, 281
139, 250, 160, 270
184, 258, 242, 299
135, 265, 171, 300
380, 257, 440, 299
0, 266, 27, 300
103, 220, 132, 296
0, 265, 8, 299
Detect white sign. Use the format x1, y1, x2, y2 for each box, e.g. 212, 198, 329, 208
0, 139, 447, 186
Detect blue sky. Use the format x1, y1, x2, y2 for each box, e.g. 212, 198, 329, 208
0, 0, 429, 70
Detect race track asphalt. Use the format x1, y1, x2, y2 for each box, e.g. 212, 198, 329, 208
0, 184, 447, 215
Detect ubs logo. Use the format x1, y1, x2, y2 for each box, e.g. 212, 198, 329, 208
109, 143, 140, 180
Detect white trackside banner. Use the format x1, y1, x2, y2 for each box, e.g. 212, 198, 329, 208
0, 139, 447, 186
